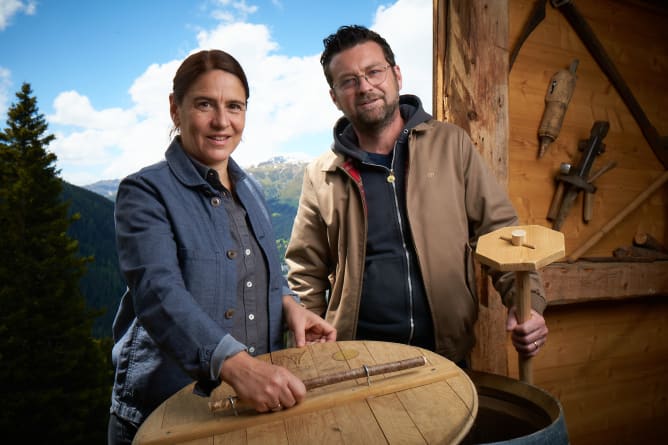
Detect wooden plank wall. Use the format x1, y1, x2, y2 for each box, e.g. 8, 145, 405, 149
433, 0, 512, 376
507, 296, 668, 443
435, 1, 668, 443
506, 1, 668, 444
508, 0, 668, 256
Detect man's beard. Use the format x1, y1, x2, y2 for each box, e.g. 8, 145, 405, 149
350, 93, 400, 134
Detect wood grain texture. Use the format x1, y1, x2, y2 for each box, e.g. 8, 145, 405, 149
540, 260, 668, 303
434, 1, 668, 443
134, 341, 477, 445
435, 0, 512, 375
508, 296, 668, 444
508, 0, 668, 257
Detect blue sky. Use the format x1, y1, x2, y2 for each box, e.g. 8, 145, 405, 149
1, 0, 432, 185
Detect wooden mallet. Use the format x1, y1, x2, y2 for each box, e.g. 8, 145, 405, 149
475, 225, 564, 384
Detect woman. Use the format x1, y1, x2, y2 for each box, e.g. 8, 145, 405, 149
108, 49, 336, 445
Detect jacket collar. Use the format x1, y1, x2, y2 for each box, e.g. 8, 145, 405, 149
164, 137, 246, 189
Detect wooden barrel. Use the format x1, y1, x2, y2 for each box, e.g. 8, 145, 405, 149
134, 340, 478, 444
461, 371, 569, 445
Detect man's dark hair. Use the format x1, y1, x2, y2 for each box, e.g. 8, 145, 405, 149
320, 25, 396, 87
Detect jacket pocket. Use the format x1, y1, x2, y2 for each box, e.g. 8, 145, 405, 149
178, 248, 221, 314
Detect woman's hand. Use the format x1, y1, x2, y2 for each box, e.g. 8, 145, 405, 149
282, 296, 337, 347
220, 350, 306, 412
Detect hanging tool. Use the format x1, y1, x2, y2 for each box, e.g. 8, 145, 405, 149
582, 160, 617, 223
538, 59, 579, 158
547, 160, 615, 223
509, 0, 547, 69
510, 0, 668, 168
547, 162, 572, 221
549, 120, 609, 231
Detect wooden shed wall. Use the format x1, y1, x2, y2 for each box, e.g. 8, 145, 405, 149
434, 1, 668, 443
508, 0, 667, 257
507, 2, 668, 443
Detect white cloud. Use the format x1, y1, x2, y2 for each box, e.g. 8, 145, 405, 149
47, 0, 432, 185
373, 0, 433, 113
0, 0, 35, 31
50, 91, 137, 130
0, 66, 11, 119
48, 61, 177, 182
194, 21, 340, 168
210, 0, 258, 23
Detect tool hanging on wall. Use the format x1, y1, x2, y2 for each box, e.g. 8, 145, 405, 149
547, 120, 609, 230
510, 0, 668, 168
582, 160, 617, 223
538, 59, 579, 158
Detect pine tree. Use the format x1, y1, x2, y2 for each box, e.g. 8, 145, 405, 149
0, 83, 111, 443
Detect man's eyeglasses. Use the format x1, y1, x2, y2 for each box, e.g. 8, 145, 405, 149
333, 65, 392, 92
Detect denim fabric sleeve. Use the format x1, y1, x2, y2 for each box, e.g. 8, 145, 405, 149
115, 174, 228, 382
283, 283, 300, 304
209, 334, 248, 380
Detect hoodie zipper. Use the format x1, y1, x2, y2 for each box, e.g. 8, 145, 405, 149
387, 132, 415, 344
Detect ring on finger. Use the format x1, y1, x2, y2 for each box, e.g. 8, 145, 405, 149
533, 341, 539, 350
270, 402, 282, 412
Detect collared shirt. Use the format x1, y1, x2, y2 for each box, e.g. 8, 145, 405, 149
199, 166, 270, 358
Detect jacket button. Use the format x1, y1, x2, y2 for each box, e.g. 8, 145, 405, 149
224, 309, 235, 319
226, 250, 237, 259
211, 197, 221, 207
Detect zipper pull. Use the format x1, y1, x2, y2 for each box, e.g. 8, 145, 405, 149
387, 171, 396, 183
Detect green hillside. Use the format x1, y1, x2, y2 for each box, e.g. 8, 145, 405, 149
247, 159, 305, 258
61, 181, 125, 338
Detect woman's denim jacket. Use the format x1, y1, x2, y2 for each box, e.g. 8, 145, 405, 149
110, 138, 289, 425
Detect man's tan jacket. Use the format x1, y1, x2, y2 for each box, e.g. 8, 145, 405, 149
286, 119, 546, 362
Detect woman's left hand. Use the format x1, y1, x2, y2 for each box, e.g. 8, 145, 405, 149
282, 296, 337, 347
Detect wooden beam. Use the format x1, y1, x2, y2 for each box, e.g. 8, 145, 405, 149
434, 0, 511, 375
541, 261, 668, 304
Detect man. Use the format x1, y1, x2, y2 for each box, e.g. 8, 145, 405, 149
285, 25, 547, 365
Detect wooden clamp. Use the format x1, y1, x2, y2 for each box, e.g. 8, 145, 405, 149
548, 121, 609, 231
475, 225, 565, 384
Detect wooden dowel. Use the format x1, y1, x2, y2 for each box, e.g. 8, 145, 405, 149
633, 231, 666, 253
587, 160, 617, 183
547, 181, 565, 221
209, 356, 427, 413
303, 356, 426, 390
568, 170, 668, 262
583, 192, 594, 222
499, 236, 536, 249
516, 270, 533, 384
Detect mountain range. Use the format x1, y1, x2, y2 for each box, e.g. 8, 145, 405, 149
66, 157, 306, 338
